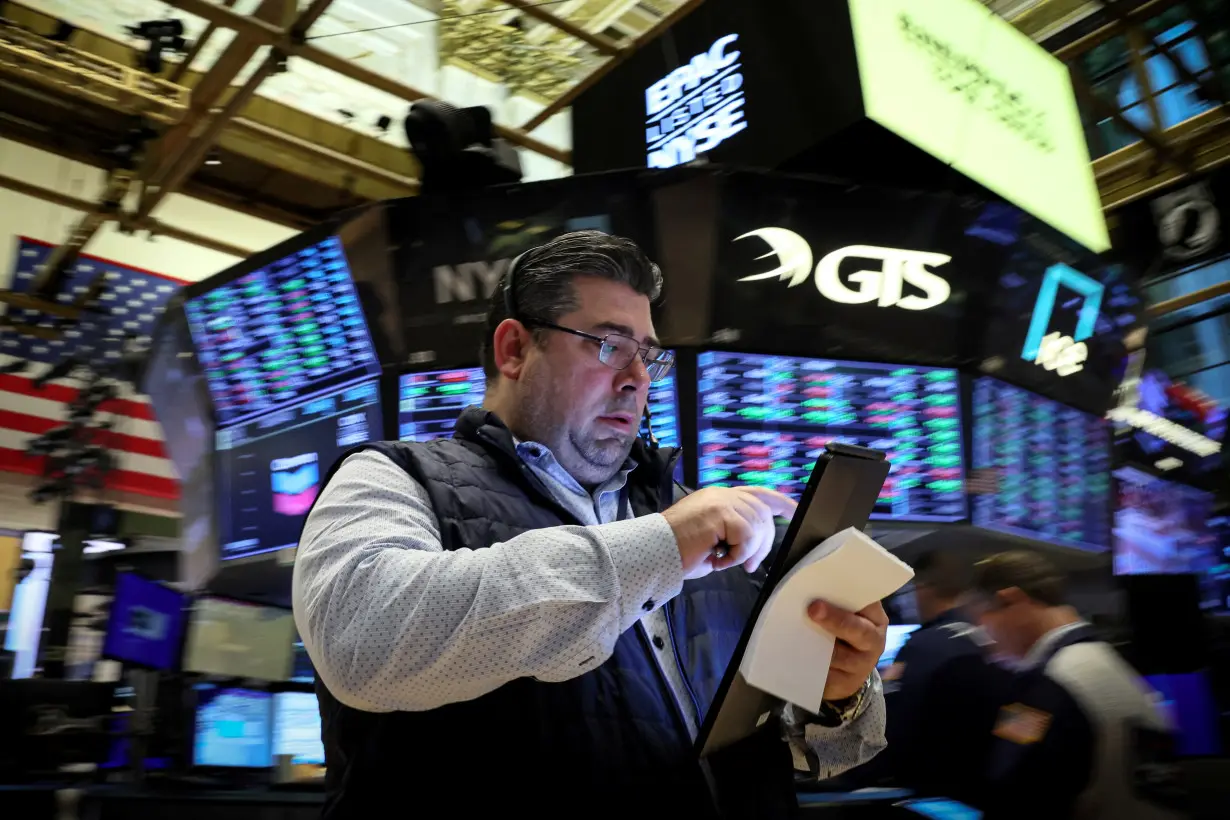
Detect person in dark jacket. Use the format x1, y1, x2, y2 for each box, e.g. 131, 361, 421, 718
843, 550, 1009, 804
292, 231, 889, 819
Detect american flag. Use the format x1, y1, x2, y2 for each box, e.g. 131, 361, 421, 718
0, 238, 185, 501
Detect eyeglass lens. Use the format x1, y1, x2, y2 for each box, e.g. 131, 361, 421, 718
597, 335, 674, 381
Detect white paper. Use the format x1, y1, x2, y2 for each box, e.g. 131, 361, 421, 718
739, 527, 915, 713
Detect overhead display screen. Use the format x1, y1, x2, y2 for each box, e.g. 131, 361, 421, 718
849, 0, 1109, 253
102, 572, 188, 671
185, 235, 380, 429
183, 598, 296, 682
980, 244, 1142, 415
973, 377, 1112, 551
697, 351, 966, 522
193, 685, 273, 768
398, 365, 681, 449
216, 379, 381, 561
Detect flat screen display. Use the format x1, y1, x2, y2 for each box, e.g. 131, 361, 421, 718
696, 351, 966, 521
193, 685, 273, 768
879, 624, 919, 670
398, 365, 681, 449
185, 235, 381, 429
183, 597, 296, 681
102, 573, 188, 670
972, 377, 1112, 551
2, 532, 55, 679
1113, 466, 1219, 581
290, 638, 314, 683
216, 379, 381, 561
272, 691, 325, 765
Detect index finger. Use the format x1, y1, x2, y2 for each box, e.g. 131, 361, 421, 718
860, 601, 890, 628
737, 486, 798, 518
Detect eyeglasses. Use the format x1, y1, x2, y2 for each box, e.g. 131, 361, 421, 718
524, 320, 676, 382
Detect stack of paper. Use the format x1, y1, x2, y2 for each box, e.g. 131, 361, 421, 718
740, 527, 915, 713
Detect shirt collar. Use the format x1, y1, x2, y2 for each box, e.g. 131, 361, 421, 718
1021, 620, 1089, 670
514, 438, 637, 499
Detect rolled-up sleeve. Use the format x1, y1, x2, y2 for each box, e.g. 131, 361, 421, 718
292, 449, 684, 713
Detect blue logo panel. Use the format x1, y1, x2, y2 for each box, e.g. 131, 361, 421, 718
1020, 263, 1104, 361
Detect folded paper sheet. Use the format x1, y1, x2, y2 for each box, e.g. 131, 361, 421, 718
740, 527, 915, 713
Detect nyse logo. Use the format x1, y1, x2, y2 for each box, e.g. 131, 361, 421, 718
735, 227, 952, 311
645, 34, 746, 169
433, 258, 511, 304
1020, 263, 1103, 378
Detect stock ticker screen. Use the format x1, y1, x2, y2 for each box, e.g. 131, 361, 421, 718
398, 366, 681, 449
185, 235, 380, 429
972, 377, 1112, 551
696, 352, 966, 522
215, 379, 382, 561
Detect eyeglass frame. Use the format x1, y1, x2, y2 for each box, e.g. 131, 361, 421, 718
520, 319, 676, 382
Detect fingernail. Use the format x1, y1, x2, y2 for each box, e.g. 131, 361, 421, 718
809, 601, 827, 618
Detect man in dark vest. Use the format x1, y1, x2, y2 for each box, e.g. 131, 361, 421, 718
293, 230, 889, 818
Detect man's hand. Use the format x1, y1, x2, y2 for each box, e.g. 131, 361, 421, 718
662, 487, 797, 580
807, 600, 889, 701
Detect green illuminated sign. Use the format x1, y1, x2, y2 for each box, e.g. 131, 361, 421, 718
849, 0, 1110, 253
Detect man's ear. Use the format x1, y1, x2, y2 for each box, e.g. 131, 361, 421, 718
492, 318, 533, 381
997, 587, 1027, 608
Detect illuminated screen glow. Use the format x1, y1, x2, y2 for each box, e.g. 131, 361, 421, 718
697, 351, 966, 522
848, 0, 1109, 253
972, 377, 1112, 551
398, 366, 681, 449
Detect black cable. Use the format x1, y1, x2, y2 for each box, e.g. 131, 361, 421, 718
307, 0, 574, 42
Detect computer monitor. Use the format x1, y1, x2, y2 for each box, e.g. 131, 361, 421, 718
879, 624, 920, 670
1113, 466, 1217, 578
183, 597, 296, 682
192, 684, 273, 768
272, 691, 325, 765
215, 378, 382, 561
185, 234, 381, 430
696, 351, 966, 520
3, 532, 55, 679
102, 572, 189, 671
972, 377, 1112, 551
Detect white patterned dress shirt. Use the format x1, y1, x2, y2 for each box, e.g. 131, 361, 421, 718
292, 446, 885, 777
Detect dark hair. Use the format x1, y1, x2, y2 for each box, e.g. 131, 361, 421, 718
480, 230, 663, 382
912, 549, 970, 599
972, 550, 1067, 607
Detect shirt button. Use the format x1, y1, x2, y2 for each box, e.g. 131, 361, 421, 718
652, 635, 666, 650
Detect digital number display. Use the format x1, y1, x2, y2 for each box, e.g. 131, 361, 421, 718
697, 351, 966, 521
972, 377, 1111, 551
399, 366, 681, 449
185, 236, 380, 428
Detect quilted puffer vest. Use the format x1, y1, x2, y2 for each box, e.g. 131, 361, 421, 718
310, 408, 796, 819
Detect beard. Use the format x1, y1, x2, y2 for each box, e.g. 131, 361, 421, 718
517, 367, 640, 489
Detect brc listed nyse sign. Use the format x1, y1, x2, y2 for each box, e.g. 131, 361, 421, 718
645, 34, 747, 169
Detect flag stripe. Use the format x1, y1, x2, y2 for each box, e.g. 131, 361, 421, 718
0, 409, 168, 460
0, 382, 162, 440
0, 372, 155, 420
0, 429, 177, 480
0, 448, 179, 499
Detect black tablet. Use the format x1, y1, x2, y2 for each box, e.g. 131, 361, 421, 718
696, 442, 890, 757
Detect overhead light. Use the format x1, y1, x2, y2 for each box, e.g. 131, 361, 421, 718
127, 19, 188, 74
1155, 457, 1183, 472
375, 114, 392, 133
205, 150, 221, 166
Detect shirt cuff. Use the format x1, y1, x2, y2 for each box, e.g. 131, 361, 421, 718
802, 672, 887, 779
595, 513, 684, 632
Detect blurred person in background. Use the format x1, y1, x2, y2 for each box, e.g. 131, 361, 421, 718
845, 549, 1009, 804
970, 551, 1179, 820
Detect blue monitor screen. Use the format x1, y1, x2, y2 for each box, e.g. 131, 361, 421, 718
972, 377, 1112, 551
216, 378, 382, 561
272, 691, 325, 765
102, 572, 188, 670
185, 235, 380, 429
193, 685, 273, 768
398, 365, 680, 449
290, 639, 314, 683
696, 351, 966, 521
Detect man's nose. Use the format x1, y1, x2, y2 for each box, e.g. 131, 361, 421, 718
616, 353, 651, 391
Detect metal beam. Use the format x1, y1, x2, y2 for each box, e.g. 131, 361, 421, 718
496, 0, 622, 55
159, 0, 570, 164
1068, 60, 1190, 173
167, 0, 241, 83
1149, 280, 1230, 318
522, 0, 709, 132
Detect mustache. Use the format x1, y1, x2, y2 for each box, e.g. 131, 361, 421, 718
600, 398, 640, 417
